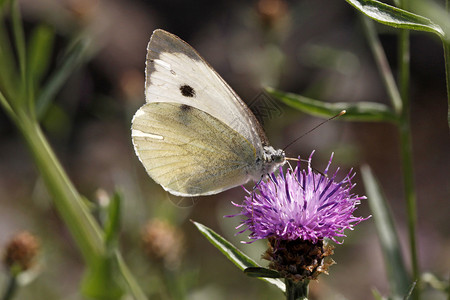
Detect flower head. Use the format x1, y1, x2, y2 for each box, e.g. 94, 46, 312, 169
2, 231, 40, 273
142, 219, 184, 270
233, 151, 368, 244
231, 152, 369, 281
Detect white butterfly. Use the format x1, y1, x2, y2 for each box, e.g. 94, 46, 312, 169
131, 29, 286, 197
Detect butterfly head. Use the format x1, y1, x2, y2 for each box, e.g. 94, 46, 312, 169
264, 146, 285, 163
259, 146, 286, 176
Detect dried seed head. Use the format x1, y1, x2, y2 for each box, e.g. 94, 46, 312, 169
3, 231, 40, 272
142, 219, 184, 270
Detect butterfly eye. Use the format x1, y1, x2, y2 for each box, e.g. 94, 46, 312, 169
180, 84, 196, 97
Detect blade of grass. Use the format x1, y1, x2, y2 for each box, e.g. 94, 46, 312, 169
0, 90, 17, 122
17, 115, 105, 265
446, 0, 450, 128
36, 37, 90, 119
395, 0, 419, 296
0, 19, 18, 101
445, 41, 450, 128
81, 255, 125, 300
28, 25, 54, 88
361, 165, 410, 299
10, 0, 27, 110
12, 77, 147, 300
103, 192, 121, 249
115, 252, 148, 300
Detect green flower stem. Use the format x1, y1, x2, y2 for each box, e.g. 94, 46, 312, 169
285, 279, 309, 300
1, 274, 17, 300
397, 0, 419, 297
2, 2, 147, 298
15, 115, 148, 299
398, 116, 418, 288
16, 113, 104, 264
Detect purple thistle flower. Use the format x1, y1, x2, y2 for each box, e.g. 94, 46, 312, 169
232, 151, 369, 244
230, 151, 369, 281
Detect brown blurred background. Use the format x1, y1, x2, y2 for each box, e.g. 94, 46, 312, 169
0, 0, 449, 299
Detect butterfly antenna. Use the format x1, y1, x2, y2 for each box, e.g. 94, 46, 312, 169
282, 110, 346, 151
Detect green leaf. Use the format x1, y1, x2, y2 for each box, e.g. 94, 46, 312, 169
11, 0, 26, 87
345, 0, 445, 38
361, 165, 410, 299
192, 221, 285, 292
0, 89, 17, 121
36, 37, 91, 119
0, 18, 19, 101
244, 267, 281, 278
81, 255, 125, 300
28, 25, 54, 88
103, 191, 122, 249
266, 87, 397, 122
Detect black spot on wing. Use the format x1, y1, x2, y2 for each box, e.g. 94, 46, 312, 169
180, 84, 195, 97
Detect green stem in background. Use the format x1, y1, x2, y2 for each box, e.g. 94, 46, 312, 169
445, 0, 450, 128
0, 90, 17, 123
285, 279, 309, 300
115, 252, 148, 300
10, 0, 25, 87
1, 274, 17, 300
397, 0, 419, 297
10, 0, 31, 115
17, 114, 105, 265
14, 113, 147, 300
1, 1, 148, 298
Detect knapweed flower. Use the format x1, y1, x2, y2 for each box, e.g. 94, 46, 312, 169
231, 151, 369, 281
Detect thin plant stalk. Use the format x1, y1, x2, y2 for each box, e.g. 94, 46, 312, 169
12, 104, 147, 300
1, 274, 17, 300
115, 252, 148, 300
2, 1, 148, 298
361, 1, 419, 297
397, 0, 419, 297
445, 0, 450, 128
16, 113, 105, 264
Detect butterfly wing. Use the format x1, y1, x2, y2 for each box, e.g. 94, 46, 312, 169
132, 102, 257, 196
145, 29, 268, 151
